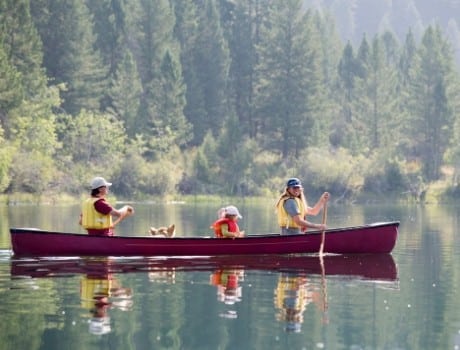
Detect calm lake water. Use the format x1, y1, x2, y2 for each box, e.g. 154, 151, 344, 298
0, 199, 459, 350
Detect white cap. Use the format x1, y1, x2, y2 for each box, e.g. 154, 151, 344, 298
225, 206, 242, 218
90, 177, 112, 190
89, 317, 111, 335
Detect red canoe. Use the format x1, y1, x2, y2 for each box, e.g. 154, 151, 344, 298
10, 221, 399, 257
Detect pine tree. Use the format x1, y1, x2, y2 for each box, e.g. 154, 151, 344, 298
30, 0, 107, 115
86, 0, 129, 111
309, 9, 342, 146
255, 0, 324, 158
352, 34, 399, 154
173, 0, 202, 146
408, 25, 457, 181
188, 0, 230, 146
130, 0, 189, 157
398, 30, 418, 89
86, 0, 126, 76
146, 49, 191, 150
337, 41, 357, 127
107, 49, 142, 138
0, 0, 47, 135
0, 0, 46, 96
0, 43, 23, 132
221, 0, 270, 140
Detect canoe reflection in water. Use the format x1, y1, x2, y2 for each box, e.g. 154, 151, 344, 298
10, 254, 398, 279
10, 254, 398, 328
274, 273, 324, 333
79, 258, 133, 335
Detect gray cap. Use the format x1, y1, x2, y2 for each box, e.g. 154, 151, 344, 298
225, 205, 242, 218
90, 177, 112, 190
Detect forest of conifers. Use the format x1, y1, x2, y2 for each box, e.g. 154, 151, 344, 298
1, 0, 459, 202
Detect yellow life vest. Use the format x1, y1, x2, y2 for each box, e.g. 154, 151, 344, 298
81, 198, 112, 229
276, 196, 306, 228
80, 276, 112, 309
274, 276, 307, 310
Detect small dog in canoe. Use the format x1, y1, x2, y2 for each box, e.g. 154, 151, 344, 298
149, 224, 176, 238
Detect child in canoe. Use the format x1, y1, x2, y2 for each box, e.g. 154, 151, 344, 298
211, 205, 245, 238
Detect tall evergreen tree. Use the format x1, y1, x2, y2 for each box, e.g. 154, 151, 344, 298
0, 0, 47, 135
145, 49, 191, 151
336, 41, 357, 127
129, 0, 189, 157
86, 0, 128, 111
0, 0, 46, 96
173, 0, 202, 146
86, 0, 126, 76
310, 9, 342, 146
352, 34, 399, 153
398, 30, 418, 88
187, 0, 230, 146
0, 126, 12, 192
107, 49, 142, 138
407, 25, 456, 181
395, 30, 418, 159
355, 35, 371, 79
221, 0, 270, 140
0, 43, 23, 133
381, 31, 400, 66
30, 0, 107, 115
255, 1, 323, 158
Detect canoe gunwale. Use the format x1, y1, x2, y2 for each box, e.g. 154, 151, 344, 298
10, 220, 400, 239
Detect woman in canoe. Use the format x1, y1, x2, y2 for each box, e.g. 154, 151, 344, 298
211, 205, 245, 238
276, 177, 329, 235
79, 176, 134, 236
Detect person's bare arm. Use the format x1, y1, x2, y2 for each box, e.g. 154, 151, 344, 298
306, 192, 330, 216
221, 224, 243, 238
292, 214, 326, 231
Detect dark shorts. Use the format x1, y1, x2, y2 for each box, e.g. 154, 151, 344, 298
87, 229, 113, 237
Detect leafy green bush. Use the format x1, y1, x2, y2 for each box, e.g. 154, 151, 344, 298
297, 147, 368, 201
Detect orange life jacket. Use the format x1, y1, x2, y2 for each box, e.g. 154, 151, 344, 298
211, 218, 239, 238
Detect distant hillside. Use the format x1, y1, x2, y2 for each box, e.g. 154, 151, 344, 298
304, 0, 460, 64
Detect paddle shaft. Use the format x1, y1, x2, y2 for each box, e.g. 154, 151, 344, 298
319, 201, 329, 318
319, 202, 328, 256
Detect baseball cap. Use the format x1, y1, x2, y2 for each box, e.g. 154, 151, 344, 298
286, 178, 302, 188
226, 206, 242, 218
90, 177, 112, 190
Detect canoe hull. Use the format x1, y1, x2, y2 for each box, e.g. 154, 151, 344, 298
10, 221, 399, 257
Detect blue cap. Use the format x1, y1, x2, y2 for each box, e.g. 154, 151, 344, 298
286, 178, 302, 188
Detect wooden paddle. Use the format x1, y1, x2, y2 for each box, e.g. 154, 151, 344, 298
319, 200, 329, 322
111, 205, 134, 228
319, 253, 329, 323
319, 201, 328, 257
